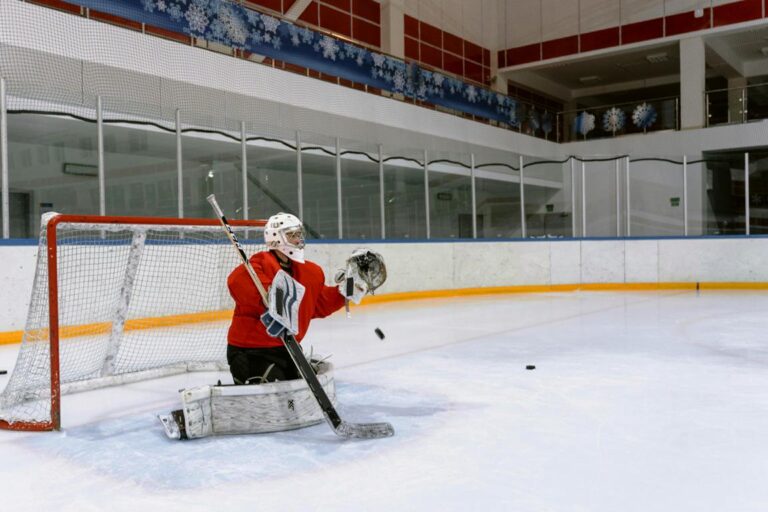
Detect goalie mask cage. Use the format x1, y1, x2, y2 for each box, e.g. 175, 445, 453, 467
0, 214, 266, 431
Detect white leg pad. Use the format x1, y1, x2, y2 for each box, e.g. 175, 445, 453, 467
178, 361, 335, 438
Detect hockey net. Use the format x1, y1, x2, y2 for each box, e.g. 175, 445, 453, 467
0, 214, 266, 431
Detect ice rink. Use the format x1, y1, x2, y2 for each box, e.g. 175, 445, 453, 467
1, 289, 768, 512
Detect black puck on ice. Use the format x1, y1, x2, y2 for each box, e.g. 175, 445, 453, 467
0, 370, 7, 375
525, 365, 536, 370
374, 328, 385, 340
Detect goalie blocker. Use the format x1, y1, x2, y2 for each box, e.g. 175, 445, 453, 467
159, 360, 336, 440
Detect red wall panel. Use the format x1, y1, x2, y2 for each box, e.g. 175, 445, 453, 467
506, 43, 541, 65
443, 52, 463, 75
319, 4, 352, 36
542, 35, 578, 60
713, 0, 762, 26
580, 26, 619, 52
443, 32, 463, 56
352, 17, 380, 47
497, 50, 507, 68
404, 14, 419, 37
419, 21, 442, 47
419, 42, 442, 68
250, 0, 282, 13
665, 9, 710, 36
322, 0, 350, 11
464, 40, 483, 64
298, 1, 319, 25
621, 18, 664, 44
352, 0, 380, 24
405, 36, 419, 60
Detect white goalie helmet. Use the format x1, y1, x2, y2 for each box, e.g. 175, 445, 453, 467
264, 212, 306, 263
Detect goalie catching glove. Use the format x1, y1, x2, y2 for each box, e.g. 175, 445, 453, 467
335, 248, 387, 305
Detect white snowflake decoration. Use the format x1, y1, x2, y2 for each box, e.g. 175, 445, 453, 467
465, 85, 478, 103
318, 36, 339, 60
261, 15, 280, 33
574, 111, 595, 136
185, 3, 209, 33
602, 107, 626, 133
632, 102, 657, 129
218, 6, 248, 46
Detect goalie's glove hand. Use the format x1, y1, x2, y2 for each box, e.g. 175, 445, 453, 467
334, 270, 368, 305
260, 311, 287, 338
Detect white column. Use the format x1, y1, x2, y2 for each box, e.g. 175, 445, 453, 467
680, 37, 706, 129
0, 77, 8, 239
97, 96, 105, 216
379, 144, 385, 239
175, 109, 183, 218
296, 131, 303, 221
683, 155, 688, 236
241, 122, 248, 220
380, 0, 405, 58
519, 155, 526, 238
424, 150, 430, 239
336, 137, 342, 239
470, 153, 477, 239
745, 152, 750, 235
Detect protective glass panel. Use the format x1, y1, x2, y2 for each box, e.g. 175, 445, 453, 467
583, 158, 620, 237
383, 148, 426, 240
245, 136, 299, 223
301, 132, 338, 240
8, 114, 100, 238
748, 151, 768, 234
341, 139, 381, 240
181, 127, 242, 220
428, 151, 471, 239
474, 148, 521, 239
628, 158, 684, 236
696, 152, 746, 235
104, 123, 178, 217
524, 158, 572, 238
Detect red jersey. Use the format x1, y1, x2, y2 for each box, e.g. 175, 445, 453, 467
227, 250, 346, 349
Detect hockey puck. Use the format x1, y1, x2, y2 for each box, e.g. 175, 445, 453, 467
525, 365, 536, 370
374, 327, 385, 340
0, 370, 7, 375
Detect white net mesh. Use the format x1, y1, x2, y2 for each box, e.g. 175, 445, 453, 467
0, 216, 265, 428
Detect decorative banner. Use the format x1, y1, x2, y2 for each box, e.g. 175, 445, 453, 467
632, 102, 657, 130
602, 107, 626, 133
573, 111, 595, 137
56, 0, 522, 127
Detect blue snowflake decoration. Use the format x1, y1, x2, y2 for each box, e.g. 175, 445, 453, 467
602, 107, 626, 133
632, 102, 657, 129
574, 111, 595, 136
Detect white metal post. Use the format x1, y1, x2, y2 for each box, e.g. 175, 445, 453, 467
519, 155, 526, 238
581, 161, 586, 237
626, 157, 631, 237
175, 109, 183, 218
615, 158, 621, 236
296, 131, 303, 221
0, 77, 8, 239
97, 96, 105, 216
336, 137, 342, 238
241, 121, 248, 220
379, 144, 385, 239
470, 153, 477, 239
683, 155, 688, 236
424, 150, 430, 239
570, 157, 576, 237
745, 152, 750, 235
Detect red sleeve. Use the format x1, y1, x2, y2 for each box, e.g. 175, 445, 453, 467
227, 254, 272, 313
311, 273, 346, 319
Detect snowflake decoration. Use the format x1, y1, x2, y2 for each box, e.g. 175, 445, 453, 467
185, 3, 209, 33
632, 102, 657, 129
141, 0, 156, 13
574, 111, 595, 136
602, 107, 626, 133
261, 14, 280, 33
217, 5, 248, 46
371, 53, 386, 69
465, 85, 478, 103
168, 4, 183, 20
541, 111, 553, 135
317, 36, 339, 60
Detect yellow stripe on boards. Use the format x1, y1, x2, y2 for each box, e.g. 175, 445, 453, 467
3, 282, 768, 346
0, 310, 234, 346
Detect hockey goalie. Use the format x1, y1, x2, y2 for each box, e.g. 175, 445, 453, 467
159, 212, 387, 440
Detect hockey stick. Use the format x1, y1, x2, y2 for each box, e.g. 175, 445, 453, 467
207, 195, 394, 440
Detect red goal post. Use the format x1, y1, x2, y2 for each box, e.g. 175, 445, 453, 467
0, 214, 266, 431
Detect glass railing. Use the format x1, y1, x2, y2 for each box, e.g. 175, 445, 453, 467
557, 97, 679, 143
706, 82, 768, 126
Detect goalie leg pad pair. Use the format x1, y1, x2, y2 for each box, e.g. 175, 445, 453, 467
161, 361, 335, 439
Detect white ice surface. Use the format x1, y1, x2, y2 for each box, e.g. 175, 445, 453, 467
1, 290, 768, 512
